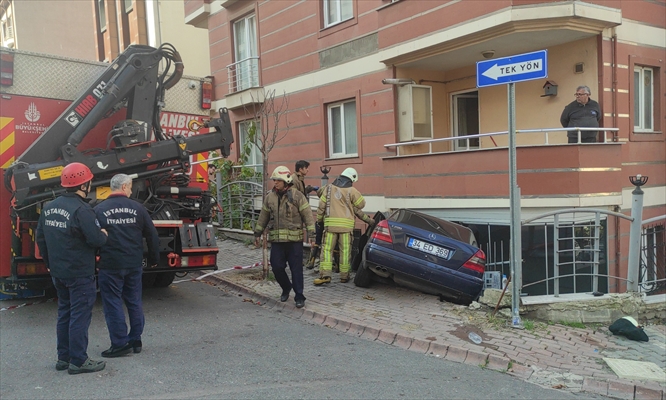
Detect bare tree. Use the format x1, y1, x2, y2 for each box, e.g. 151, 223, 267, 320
244, 89, 290, 278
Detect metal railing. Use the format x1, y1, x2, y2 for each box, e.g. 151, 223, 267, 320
521, 209, 632, 296
384, 127, 620, 156
639, 215, 666, 295
216, 180, 264, 232
226, 56, 260, 93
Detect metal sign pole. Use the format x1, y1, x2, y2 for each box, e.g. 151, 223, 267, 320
508, 82, 523, 329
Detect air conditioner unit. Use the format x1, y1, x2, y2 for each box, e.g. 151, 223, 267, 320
397, 84, 433, 142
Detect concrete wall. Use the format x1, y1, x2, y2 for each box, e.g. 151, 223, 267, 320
13, 0, 96, 60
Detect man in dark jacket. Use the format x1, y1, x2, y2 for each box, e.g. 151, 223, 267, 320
560, 85, 602, 143
292, 160, 319, 198
36, 162, 108, 375
94, 174, 160, 358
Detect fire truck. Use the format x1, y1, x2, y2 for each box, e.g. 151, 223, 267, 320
0, 44, 233, 299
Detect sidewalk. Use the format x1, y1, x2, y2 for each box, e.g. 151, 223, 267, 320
207, 237, 665, 399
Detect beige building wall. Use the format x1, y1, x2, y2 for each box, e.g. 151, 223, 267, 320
153, 0, 210, 78
11, 0, 96, 60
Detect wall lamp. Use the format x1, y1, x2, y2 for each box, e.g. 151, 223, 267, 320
382, 78, 415, 86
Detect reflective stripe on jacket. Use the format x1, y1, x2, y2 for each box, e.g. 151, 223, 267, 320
316, 184, 369, 233
254, 187, 315, 242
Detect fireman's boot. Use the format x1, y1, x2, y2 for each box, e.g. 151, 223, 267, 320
314, 275, 331, 286
339, 272, 350, 283
306, 244, 320, 270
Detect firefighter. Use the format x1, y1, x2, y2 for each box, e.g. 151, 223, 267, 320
254, 166, 315, 308
94, 174, 160, 358
35, 162, 108, 375
314, 167, 373, 285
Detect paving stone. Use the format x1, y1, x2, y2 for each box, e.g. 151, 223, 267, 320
444, 346, 467, 363
608, 380, 636, 400
361, 326, 380, 341
377, 329, 397, 345
634, 385, 663, 400
464, 350, 488, 367
393, 334, 413, 350
428, 342, 448, 358
408, 338, 431, 354
582, 377, 608, 396
485, 354, 510, 372
507, 363, 534, 380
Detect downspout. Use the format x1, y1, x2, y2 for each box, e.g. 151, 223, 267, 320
611, 29, 621, 291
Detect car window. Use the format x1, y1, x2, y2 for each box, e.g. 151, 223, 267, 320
392, 209, 472, 243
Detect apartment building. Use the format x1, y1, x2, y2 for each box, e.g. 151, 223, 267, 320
186, 0, 665, 297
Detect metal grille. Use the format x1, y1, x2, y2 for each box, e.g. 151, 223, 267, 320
226, 57, 260, 93
1, 48, 208, 116
639, 222, 666, 295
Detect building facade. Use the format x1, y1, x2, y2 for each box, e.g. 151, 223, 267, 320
0, 0, 97, 59
187, 0, 665, 297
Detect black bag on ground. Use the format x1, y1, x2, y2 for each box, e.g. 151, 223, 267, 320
609, 316, 649, 342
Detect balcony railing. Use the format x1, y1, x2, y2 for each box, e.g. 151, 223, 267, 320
226, 56, 260, 94
384, 127, 620, 157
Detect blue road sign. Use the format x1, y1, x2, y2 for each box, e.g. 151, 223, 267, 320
476, 50, 547, 88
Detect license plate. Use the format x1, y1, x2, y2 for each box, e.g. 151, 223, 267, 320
407, 237, 451, 260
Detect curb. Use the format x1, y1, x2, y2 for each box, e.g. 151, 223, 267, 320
202, 273, 665, 400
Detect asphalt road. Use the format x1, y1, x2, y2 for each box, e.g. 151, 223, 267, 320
0, 279, 601, 399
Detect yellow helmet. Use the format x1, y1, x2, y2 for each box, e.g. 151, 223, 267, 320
270, 166, 293, 184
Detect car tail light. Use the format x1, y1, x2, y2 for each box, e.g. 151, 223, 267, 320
371, 220, 392, 244
462, 249, 486, 274
17, 262, 49, 275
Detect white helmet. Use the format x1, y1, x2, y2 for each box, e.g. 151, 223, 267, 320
341, 167, 358, 182
270, 166, 293, 184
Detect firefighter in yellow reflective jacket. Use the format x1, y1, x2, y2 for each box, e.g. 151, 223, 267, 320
314, 168, 373, 285
254, 166, 315, 308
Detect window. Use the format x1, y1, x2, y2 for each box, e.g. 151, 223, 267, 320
634, 66, 654, 132
233, 14, 259, 92
239, 120, 262, 174
124, 0, 133, 13
324, 0, 353, 28
327, 100, 357, 158
97, 0, 107, 32
452, 91, 479, 150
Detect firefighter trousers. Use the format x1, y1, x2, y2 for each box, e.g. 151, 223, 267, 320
320, 231, 351, 278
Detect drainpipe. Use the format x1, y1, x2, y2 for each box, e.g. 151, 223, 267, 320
612, 30, 618, 142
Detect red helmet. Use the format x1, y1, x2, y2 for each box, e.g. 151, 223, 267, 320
60, 162, 94, 188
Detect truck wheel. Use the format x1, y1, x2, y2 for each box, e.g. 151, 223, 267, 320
142, 273, 157, 289
153, 272, 176, 288
353, 261, 373, 288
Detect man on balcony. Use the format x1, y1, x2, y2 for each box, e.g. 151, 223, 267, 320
560, 85, 602, 144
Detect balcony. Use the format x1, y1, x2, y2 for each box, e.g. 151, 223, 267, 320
225, 57, 263, 110
382, 128, 623, 203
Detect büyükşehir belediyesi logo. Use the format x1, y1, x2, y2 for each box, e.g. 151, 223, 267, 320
24, 102, 41, 122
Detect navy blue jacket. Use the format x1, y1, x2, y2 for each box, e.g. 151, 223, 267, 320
94, 194, 160, 270
36, 193, 108, 278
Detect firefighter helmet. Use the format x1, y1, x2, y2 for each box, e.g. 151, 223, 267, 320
341, 167, 358, 182
270, 166, 293, 184
60, 162, 94, 188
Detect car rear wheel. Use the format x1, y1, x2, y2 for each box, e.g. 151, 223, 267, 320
353, 261, 373, 287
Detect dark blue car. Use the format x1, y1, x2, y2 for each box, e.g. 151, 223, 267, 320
355, 209, 486, 305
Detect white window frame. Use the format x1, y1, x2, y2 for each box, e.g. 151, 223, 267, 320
97, 0, 107, 32
327, 99, 358, 158
451, 90, 480, 150
634, 66, 654, 132
233, 14, 259, 92
324, 0, 353, 28
238, 120, 263, 174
